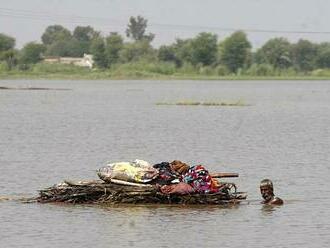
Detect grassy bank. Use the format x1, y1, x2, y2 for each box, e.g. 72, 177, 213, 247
1, 62, 330, 80
156, 99, 248, 106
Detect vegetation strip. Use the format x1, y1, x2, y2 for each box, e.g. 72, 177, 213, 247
156, 100, 248, 106
2, 16, 330, 79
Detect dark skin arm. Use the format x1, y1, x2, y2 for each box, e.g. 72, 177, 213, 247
267, 197, 284, 205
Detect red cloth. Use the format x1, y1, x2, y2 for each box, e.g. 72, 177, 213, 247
160, 182, 194, 195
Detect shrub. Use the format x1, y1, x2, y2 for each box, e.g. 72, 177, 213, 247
199, 66, 215, 76
0, 61, 9, 72
32, 63, 90, 74
311, 69, 330, 77
177, 62, 196, 75
278, 67, 297, 77
111, 61, 176, 75
215, 65, 230, 76
244, 63, 276, 76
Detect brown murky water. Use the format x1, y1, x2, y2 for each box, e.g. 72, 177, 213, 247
1, 80, 330, 247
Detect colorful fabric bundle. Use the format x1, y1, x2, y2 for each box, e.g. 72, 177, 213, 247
152, 162, 178, 185
181, 165, 219, 194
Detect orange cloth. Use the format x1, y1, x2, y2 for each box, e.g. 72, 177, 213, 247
211, 178, 221, 189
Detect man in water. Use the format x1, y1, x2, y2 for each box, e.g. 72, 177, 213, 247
260, 179, 283, 205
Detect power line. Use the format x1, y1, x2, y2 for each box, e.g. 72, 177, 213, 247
0, 7, 125, 24
151, 22, 330, 35
0, 11, 125, 31
1, 7, 330, 35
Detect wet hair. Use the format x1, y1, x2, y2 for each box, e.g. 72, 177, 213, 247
260, 179, 273, 188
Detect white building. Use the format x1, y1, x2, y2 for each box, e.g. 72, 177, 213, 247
43, 54, 94, 69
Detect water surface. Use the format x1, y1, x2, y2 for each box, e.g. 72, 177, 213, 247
1, 80, 330, 247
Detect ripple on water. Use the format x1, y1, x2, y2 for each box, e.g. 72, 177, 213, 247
1, 80, 330, 248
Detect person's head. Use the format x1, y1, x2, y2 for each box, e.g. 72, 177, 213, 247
260, 179, 274, 202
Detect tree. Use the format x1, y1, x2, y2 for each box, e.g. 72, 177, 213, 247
41, 25, 72, 46
119, 40, 155, 63
125, 16, 154, 42
190, 32, 218, 66
0, 33, 15, 52
71, 26, 100, 56
45, 40, 72, 57
42, 25, 93, 57
158, 45, 180, 66
0, 34, 16, 70
291, 39, 317, 71
105, 32, 124, 66
19, 42, 46, 64
255, 37, 292, 69
0, 49, 18, 70
220, 31, 251, 73
73, 26, 99, 42
44, 39, 85, 57
315, 45, 330, 69
316, 49, 330, 68
90, 38, 108, 68
173, 38, 193, 66
66, 39, 89, 57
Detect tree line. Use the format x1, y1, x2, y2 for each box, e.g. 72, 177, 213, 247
1, 16, 330, 76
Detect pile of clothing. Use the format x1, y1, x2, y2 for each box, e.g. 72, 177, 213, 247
158, 162, 220, 195
97, 159, 159, 183
97, 159, 220, 195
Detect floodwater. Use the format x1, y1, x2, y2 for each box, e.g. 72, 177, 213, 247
0, 80, 330, 248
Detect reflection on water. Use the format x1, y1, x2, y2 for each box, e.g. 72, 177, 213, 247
1, 80, 330, 248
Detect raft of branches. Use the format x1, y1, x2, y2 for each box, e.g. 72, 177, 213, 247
37, 180, 247, 205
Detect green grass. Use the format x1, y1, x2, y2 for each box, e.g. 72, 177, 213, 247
156, 99, 248, 106
2, 62, 330, 80
3, 71, 330, 80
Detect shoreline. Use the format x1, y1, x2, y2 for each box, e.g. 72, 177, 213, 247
1, 73, 330, 81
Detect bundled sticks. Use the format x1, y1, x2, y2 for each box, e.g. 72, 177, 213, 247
37, 180, 247, 205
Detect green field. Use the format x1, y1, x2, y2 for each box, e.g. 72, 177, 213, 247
2, 62, 330, 80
